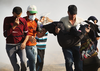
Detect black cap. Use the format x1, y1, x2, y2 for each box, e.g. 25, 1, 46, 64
68, 5, 77, 15
87, 16, 98, 23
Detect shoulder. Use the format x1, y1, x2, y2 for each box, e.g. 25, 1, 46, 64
4, 16, 13, 20
60, 16, 68, 21
20, 17, 26, 21
19, 17, 27, 24
19, 17, 28, 27
76, 16, 84, 22
23, 16, 27, 20
76, 16, 84, 24
4, 16, 13, 22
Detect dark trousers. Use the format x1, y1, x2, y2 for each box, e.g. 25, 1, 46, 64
62, 46, 83, 71
83, 55, 100, 71
36, 49, 45, 71
6, 44, 27, 71
94, 40, 98, 50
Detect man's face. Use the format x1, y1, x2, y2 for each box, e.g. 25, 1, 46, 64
40, 16, 45, 23
94, 20, 97, 24
13, 12, 22, 18
68, 12, 76, 20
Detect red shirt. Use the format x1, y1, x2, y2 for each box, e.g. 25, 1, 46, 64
3, 16, 28, 44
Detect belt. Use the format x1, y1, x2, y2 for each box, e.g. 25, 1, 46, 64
6, 43, 21, 45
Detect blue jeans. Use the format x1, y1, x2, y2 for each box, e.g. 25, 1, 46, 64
26, 46, 37, 71
62, 46, 83, 71
6, 44, 27, 71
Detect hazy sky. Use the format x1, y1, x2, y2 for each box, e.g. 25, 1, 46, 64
0, 0, 100, 65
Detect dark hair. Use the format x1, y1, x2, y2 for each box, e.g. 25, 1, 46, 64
68, 5, 77, 15
12, 6, 22, 15
40, 16, 44, 20
87, 16, 98, 23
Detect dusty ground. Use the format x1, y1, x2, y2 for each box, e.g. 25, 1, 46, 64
0, 61, 64, 71
43, 64, 66, 71
0, 64, 65, 71
0, 63, 100, 71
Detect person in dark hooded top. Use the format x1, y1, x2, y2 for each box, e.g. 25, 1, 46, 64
87, 16, 100, 52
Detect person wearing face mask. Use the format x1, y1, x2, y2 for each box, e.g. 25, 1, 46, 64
3, 6, 29, 71
23, 5, 47, 71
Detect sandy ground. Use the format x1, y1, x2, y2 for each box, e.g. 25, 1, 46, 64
43, 66, 100, 71
43, 64, 66, 71
0, 64, 65, 71
0, 64, 100, 71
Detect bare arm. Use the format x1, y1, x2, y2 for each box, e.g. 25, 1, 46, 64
12, 18, 20, 29
46, 17, 53, 22
20, 35, 29, 50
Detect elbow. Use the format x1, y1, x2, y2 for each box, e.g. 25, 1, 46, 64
3, 34, 7, 37
3, 30, 7, 37
3, 32, 7, 37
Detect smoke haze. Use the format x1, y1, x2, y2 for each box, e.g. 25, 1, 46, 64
0, 0, 100, 71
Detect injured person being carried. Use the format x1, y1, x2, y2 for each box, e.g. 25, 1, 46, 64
39, 21, 91, 48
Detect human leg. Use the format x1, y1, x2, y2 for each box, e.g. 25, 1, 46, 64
32, 46, 37, 64
26, 46, 37, 71
62, 48, 74, 71
72, 46, 83, 71
83, 55, 100, 71
6, 44, 20, 71
17, 44, 27, 71
36, 49, 45, 71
